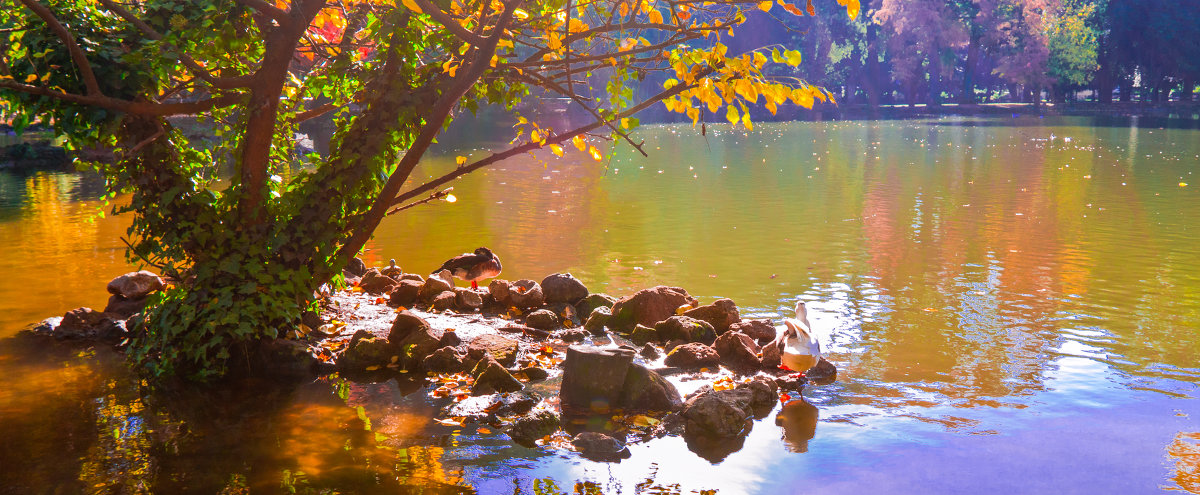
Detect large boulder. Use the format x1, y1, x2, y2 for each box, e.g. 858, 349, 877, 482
663, 343, 720, 369
617, 363, 683, 412
807, 357, 838, 384
467, 334, 520, 367
388, 312, 443, 366
360, 268, 398, 294
729, 319, 776, 344
681, 377, 777, 438
541, 273, 589, 304
419, 276, 454, 302
683, 298, 741, 333
629, 324, 658, 346
106, 271, 164, 300
507, 409, 561, 447
509, 279, 545, 309
572, 432, 631, 461
525, 309, 561, 331
559, 346, 635, 414
103, 294, 147, 319
607, 286, 699, 332
387, 280, 423, 308
57, 307, 108, 337
713, 331, 761, 371
761, 340, 782, 368
554, 329, 589, 343
654, 316, 715, 345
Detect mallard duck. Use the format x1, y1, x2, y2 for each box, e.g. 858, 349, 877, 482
771, 301, 822, 376
434, 247, 502, 289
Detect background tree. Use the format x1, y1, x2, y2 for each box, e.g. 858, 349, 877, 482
1, 0, 858, 378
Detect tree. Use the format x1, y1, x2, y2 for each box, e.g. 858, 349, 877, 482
1, 0, 858, 378
1045, 0, 1099, 101
874, 0, 967, 106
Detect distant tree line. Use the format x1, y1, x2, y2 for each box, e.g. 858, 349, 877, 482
718, 0, 1200, 106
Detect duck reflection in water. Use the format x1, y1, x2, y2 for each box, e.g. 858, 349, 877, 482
775, 399, 819, 453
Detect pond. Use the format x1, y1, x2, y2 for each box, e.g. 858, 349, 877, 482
1, 115, 1198, 494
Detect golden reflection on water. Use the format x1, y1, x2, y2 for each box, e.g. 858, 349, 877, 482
1, 116, 1200, 493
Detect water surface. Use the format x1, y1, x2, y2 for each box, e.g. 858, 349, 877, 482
1, 116, 1198, 493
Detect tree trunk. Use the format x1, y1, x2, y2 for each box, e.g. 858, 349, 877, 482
960, 33, 979, 104
864, 0, 881, 110
928, 48, 942, 107
1120, 81, 1131, 102
1182, 78, 1195, 102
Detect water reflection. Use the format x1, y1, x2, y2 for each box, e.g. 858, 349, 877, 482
1, 116, 1200, 493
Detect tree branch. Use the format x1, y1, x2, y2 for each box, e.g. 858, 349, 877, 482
233, 0, 295, 29
98, 0, 255, 90
413, 0, 489, 46
16, 0, 102, 96
390, 66, 712, 207
0, 79, 242, 115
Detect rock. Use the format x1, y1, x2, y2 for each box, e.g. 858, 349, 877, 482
103, 295, 147, 319
106, 271, 164, 299
663, 343, 720, 369
438, 329, 462, 348
730, 319, 776, 344
446, 391, 539, 421
455, 288, 483, 311
388, 311, 431, 343
419, 276, 453, 302
523, 326, 551, 341
629, 324, 658, 346
515, 366, 549, 381
583, 307, 610, 335
467, 334, 520, 367
774, 373, 807, 391
607, 286, 698, 332
681, 392, 748, 438
389, 313, 443, 366
509, 279, 545, 309
807, 357, 838, 383
683, 298, 741, 333
640, 344, 661, 360
58, 307, 107, 336
576, 293, 617, 317
399, 273, 424, 283
664, 339, 686, 354
654, 316, 716, 345
617, 363, 683, 412
760, 340, 782, 368
432, 269, 455, 287
470, 357, 524, 395
487, 279, 514, 306
541, 273, 589, 304
431, 291, 457, 311
525, 309, 561, 331
544, 302, 582, 326
381, 261, 403, 279
422, 346, 467, 373
507, 409, 561, 447
346, 257, 368, 277
27, 317, 62, 337
559, 346, 635, 414
338, 336, 398, 371
388, 280, 423, 307
498, 323, 532, 334
92, 318, 127, 342
554, 329, 589, 343
572, 432, 631, 461
359, 268, 399, 294
713, 331, 761, 371
256, 338, 323, 377
301, 310, 323, 331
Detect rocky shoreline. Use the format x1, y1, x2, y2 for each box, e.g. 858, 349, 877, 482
24, 260, 837, 463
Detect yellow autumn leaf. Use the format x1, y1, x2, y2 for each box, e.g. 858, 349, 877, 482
631, 415, 660, 427
758, 0, 772, 11
572, 135, 586, 151
550, 144, 564, 157
725, 104, 739, 124
588, 145, 602, 161
456, 156, 467, 166
24, 73, 38, 83
647, 9, 663, 24
742, 112, 754, 130
531, 129, 542, 143
837, 0, 860, 19
399, 0, 422, 13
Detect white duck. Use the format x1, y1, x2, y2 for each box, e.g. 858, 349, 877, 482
773, 301, 822, 375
